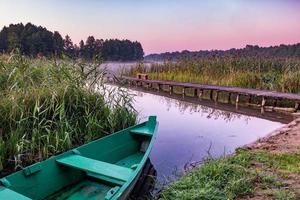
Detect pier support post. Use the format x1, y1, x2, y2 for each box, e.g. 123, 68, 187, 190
236, 94, 240, 104
198, 90, 203, 100
295, 102, 299, 112
215, 91, 219, 102
157, 84, 160, 91
235, 94, 240, 110
260, 96, 266, 114
169, 85, 173, 94
261, 96, 266, 108
182, 87, 185, 98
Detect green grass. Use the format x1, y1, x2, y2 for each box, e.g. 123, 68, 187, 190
128, 57, 300, 93
160, 149, 300, 200
0, 53, 137, 174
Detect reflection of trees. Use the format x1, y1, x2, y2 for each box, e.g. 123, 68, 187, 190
156, 95, 251, 123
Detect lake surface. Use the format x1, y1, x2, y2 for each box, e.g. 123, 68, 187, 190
129, 88, 286, 190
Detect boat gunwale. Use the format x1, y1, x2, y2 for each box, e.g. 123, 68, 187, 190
0, 116, 159, 200
113, 117, 159, 199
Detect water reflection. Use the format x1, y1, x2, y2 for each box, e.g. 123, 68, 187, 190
154, 93, 252, 124
133, 87, 292, 124
130, 159, 157, 200
130, 89, 285, 189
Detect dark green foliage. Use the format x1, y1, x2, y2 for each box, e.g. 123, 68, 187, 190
79, 36, 103, 60
0, 23, 64, 57
146, 44, 300, 61
79, 38, 144, 61
0, 23, 144, 61
101, 39, 144, 61
63, 35, 75, 58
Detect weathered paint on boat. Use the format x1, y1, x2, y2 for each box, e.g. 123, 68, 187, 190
0, 116, 158, 200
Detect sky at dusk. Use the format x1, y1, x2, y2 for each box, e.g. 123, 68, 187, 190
0, 0, 300, 54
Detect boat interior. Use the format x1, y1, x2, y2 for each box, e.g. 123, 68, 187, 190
0, 117, 157, 200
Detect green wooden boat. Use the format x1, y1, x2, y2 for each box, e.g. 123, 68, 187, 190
0, 116, 158, 200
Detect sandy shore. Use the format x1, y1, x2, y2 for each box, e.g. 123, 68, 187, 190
239, 115, 300, 200
246, 116, 300, 153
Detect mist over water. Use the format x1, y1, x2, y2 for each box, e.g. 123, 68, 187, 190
100, 61, 155, 74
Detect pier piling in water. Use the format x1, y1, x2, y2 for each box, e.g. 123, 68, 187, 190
182, 87, 186, 98
215, 91, 219, 102
198, 90, 203, 99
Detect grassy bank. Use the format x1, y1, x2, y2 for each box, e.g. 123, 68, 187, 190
0, 54, 137, 175
160, 149, 300, 200
129, 57, 300, 93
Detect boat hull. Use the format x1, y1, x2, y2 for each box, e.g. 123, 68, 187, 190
0, 116, 158, 200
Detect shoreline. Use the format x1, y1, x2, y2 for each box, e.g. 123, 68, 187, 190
245, 116, 300, 153
160, 113, 300, 199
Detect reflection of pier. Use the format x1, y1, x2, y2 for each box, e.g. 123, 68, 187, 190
118, 76, 300, 114
132, 86, 292, 124
129, 159, 157, 200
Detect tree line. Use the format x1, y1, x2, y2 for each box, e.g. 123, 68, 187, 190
0, 23, 144, 61
145, 44, 300, 61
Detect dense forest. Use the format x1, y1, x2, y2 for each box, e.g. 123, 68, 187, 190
0, 23, 144, 61
145, 43, 300, 61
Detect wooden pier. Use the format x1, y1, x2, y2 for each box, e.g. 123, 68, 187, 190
117, 76, 300, 113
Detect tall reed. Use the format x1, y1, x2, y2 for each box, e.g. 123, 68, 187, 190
0, 53, 137, 175
128, 57, 300, 93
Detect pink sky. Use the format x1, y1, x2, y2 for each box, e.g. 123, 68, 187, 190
0, 0, 300, 54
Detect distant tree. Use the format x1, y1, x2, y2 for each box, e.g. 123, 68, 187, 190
84, 36, 96, 60
79, 40, 84, 57
0, 26, 8, 53
145, 43, 300, 61
53, 31, 64, 56
7, 23, 23, 52
0, 23, 65, 57
100, 39, 143, 61
64, 35, 75, 58
94, 39, 103, 60
0, 23, 144, 60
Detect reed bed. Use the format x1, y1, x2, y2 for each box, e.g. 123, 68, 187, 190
129, 57, 300, 93
0, 54, 137, 175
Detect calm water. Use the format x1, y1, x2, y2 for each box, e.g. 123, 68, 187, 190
129, 89, 285, 189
